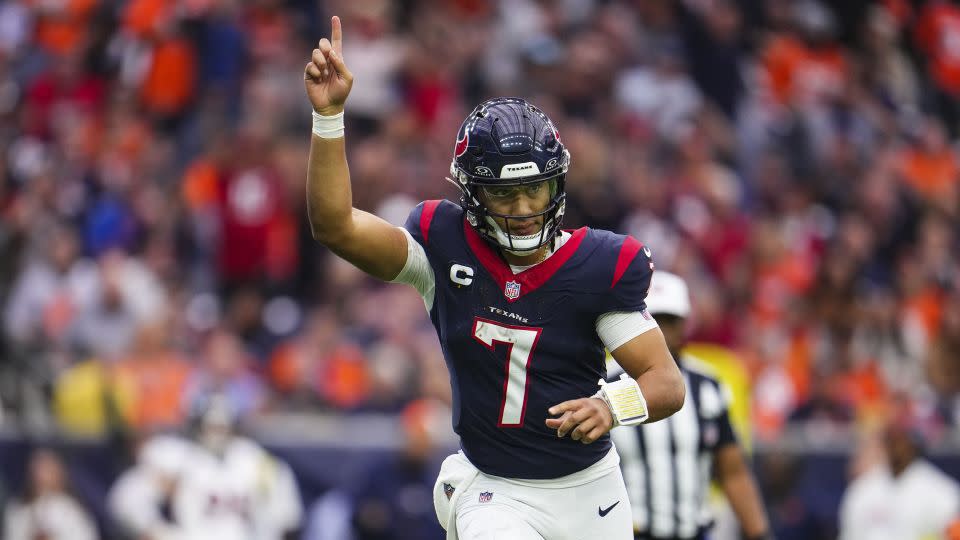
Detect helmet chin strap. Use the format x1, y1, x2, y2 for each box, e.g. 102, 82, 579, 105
484, 216, 553, 256
503, 245, 541, 257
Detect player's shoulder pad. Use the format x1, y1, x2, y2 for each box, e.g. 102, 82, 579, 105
229, 436, 270, 458
611, 234, 653, 289
403, 199, 462, 247
585, 230, 654, 287
588, 230, 654, 312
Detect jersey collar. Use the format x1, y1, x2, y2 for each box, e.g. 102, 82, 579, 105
464, 220, 587, 303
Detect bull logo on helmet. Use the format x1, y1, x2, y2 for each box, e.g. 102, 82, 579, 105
455, 132, 469, 157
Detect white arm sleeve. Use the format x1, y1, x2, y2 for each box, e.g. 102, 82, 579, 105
389, 227, 436, 310
596, 311, 659, 352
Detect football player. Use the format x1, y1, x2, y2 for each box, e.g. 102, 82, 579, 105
173, 395, 302, 540
107, 434, 190, 540
304, 16, 684, 540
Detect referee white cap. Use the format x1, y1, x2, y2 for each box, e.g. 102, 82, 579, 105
645, 271, 691, 318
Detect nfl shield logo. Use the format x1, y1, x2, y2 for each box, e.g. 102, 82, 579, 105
478, 491, 493, 503
504, 281, 521, 300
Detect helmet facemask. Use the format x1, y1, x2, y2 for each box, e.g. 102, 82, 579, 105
449, 158, 568, 256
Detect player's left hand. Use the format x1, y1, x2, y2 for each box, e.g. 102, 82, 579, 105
546, 398, 613, 444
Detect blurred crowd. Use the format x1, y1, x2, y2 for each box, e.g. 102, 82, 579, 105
1, 0, 960, 537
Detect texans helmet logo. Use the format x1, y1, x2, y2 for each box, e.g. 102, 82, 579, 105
455, 132, 469, 157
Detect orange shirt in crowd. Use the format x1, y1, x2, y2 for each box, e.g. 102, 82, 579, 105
29, 0, 98, 55
139, 38, 197, 116
269, 342, 371, 408
123, 0, 197, 116
114, 354, 191, 431
915, 2, 960, 96
783, 328, 814, 404
319, 344, 370, 409
267, 342, 306, 394
182, 158, 222, 210
762, 35, 848, 106
124, 0, 169, 38
895, 146, 959, 200
838, 362, 888, 417
903, 286, 945, 341
947, 518, 960, 540
750, 253, 816, 326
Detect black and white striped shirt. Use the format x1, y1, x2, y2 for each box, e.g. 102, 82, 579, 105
610, 358, 737, 540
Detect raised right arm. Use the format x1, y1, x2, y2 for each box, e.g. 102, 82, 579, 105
304, 16, 408, 282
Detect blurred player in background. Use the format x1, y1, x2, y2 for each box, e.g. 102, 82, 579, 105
839, 414, 960, 540
108, 434, 191, 540
610, 272, 771, 540
108, 394, 302, 540
304, 15, 684, 540
174, 394, 302, 540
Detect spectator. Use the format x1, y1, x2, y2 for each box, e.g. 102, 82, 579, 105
4, 224, 95, 348
182, 328, 267, 420
113, 319, 191, 432
351, 399, 449, 540
839, 415, 960, 540
894, 117, 959, 206
914, 0, 960, 136
4, 448, 97, 540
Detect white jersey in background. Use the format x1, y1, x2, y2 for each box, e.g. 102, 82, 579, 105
5, 493, 97, 540
173, 436, 302, 540
840, 458, 960, 540
109, 435, 192, 539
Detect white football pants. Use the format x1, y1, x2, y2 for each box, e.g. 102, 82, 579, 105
434, 448, 632, 540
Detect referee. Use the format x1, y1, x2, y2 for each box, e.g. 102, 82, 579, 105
609, 272, 772, 540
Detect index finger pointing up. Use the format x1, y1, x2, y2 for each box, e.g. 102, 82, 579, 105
331, 15, 343, 55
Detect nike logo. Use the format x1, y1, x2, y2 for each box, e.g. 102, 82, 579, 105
598, 501, 619, 517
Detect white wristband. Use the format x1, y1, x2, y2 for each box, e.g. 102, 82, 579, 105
312, 110, 345, 139
593, 374, 649, 427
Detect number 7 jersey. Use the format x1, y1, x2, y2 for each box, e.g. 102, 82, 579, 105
402, 200, 654, 479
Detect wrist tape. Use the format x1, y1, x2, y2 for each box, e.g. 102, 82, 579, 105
312, 110, 345, 139
593, 374, 649, 427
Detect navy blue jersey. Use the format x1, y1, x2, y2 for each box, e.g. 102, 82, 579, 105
404, 199, 654, 479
